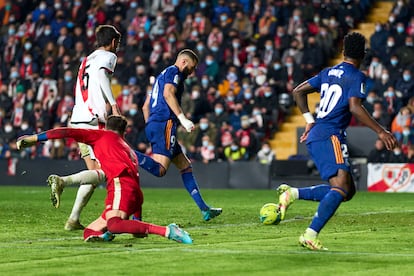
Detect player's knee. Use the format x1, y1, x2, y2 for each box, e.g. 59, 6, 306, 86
107, 216, 122, 233
344, 185, 356, 201
159, 166, 166, 177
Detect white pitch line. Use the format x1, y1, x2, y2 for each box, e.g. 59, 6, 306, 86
2, 209, 413, 244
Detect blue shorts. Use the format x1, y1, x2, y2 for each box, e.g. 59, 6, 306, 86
145, 119, 182, 159
306, 135, 351, 181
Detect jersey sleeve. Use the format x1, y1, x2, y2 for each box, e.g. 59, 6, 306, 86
348, 72, 367, 99
44, 128, 101, 145
308, 71, 322, 90
164, 66, 180, 87
97, 52, 117, 73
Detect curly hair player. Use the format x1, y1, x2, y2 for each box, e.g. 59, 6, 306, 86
276, 32, 397, 250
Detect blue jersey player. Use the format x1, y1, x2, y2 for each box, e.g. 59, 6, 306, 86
138, 49, 222, 221
276, 32, 397, 250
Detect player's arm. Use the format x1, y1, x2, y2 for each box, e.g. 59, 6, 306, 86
164, 83, 194, 132
17, 128, 99, 150
349, 97, 397, 150
98, 68, 121, 116
142, 91, 151, 123
292, 80, 318, 143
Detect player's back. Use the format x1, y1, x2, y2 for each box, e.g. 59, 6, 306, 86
307, 62, 366, 142
147, 65, 184, 123
71, 49, 117, 124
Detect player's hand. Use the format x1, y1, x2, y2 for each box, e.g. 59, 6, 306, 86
378, 130, 397, 150
177, 113, 194, 133
16, 135, 36, 150
299, 123, 314, 143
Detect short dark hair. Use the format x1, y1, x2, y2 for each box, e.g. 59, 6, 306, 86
343, 32, 366, 60
106, 115, 128, 135
95, 25, 121, 48
178, 49, 199, 65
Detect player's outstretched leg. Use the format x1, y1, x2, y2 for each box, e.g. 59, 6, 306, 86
277, 183, 298, 220
180, 165, 222, 221
47, 174, 64, 208
65, 185, 95, 230
84, 230, 115, 242
167, 223, 193, 244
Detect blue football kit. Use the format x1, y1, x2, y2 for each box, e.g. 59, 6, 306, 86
146, 65, 185, 159
306, 62, 367, 180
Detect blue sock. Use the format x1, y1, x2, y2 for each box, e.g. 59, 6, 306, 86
299, 184, 331, 201
134, 150, 163, 177
309, 189, 344, 233
181, 169, 209, 211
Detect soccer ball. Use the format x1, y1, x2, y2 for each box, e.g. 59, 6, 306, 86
259, 203, 281, 225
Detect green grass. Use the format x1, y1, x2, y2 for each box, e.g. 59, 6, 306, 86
0, 186, 413, 275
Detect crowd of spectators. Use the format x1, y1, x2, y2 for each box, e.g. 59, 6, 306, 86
359, 0, 414, 163
0, 0, 401, 165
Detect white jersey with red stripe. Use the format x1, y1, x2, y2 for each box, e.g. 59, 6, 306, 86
70, 49, 117, 125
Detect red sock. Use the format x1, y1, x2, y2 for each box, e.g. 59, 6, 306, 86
107, 217, 167, 237
83, 228, 103, 240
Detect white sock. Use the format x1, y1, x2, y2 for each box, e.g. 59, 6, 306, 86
62, 169, 106, 186
291, 188, 299, 199
68, 184, 95, 221
305, 228, 318, 239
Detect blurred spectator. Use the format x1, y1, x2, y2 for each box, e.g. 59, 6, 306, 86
395, 36, 414, 69
274, 25, 291, 56
261, 39, 279, 67
367, 55, 385, 81
372, 68, 393, 96
0, 0, 21, 28
382, 85, 403, 117
1, 120, 16, 143
37, 71, 58, 103
382, 35, 398, 62
208, 102, 229, 129
231, 9, 253, 41
257, 8, 278, 46
235, 115, 260, 160
370, 22, 390, 59
55, 94, 73, 125
60, 69, 75, 97
287, 8, 305, 37
363, 90, 381, 115
390, 0, 411, 25
224, 138, 247, 162
223, 36, 247, 68
199, 135, 217, 164
218, 66, 241, 97
385, 54, 404, 85
191, 117, 218, 158
393, 21, 407, 48
388, 144, 407, 163
256, 141, 276, 165
32, 1, 52, 23
281, 38, 303, 65
406, 144, 414, 163
283, 55, 304, 93
191, 86, 213, 123
301, 35, 324, 78
372, 100, 392, 129
395, 69, 414, 105
391, 106, 412, 144
244, 55, 267, 82
367, 139, 391, 163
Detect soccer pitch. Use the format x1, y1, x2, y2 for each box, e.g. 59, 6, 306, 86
0, 186, 413, 275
